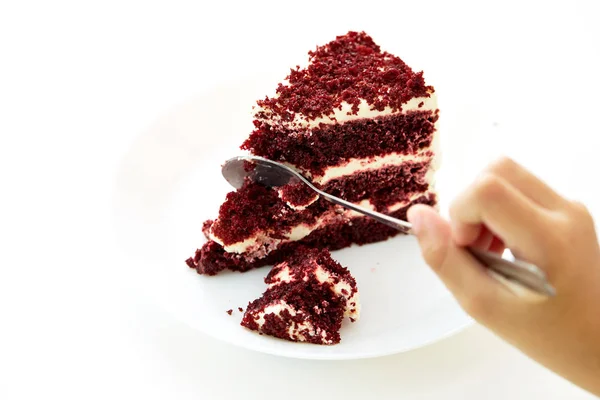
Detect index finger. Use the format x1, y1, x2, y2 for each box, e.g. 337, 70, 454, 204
485, 157, 567, 210
449, 173, 554, 266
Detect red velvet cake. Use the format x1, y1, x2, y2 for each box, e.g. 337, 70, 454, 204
241, 247, 359, 345
186, 31, 439, 275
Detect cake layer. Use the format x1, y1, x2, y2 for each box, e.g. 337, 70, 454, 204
322, 161, 433, 211
315, 150, 435, 185
186, 194, 435, 275
207, 181, 331, 248
207, 164, 434, 257
277, 156, 437, 211
210, 193, 431, 256
242, 110, 439, 177
254, 95, 437, 130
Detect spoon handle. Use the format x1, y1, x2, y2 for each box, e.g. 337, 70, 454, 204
321, 191, 555, 297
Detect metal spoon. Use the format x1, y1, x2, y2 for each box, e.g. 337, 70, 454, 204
222, 155, 556, 297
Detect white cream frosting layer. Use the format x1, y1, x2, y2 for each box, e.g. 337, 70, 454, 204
209, 192, 430, 255
254, 94, 438, 129
314, 150, 434, 185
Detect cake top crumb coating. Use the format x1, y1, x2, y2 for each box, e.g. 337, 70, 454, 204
255, 31, 433, 123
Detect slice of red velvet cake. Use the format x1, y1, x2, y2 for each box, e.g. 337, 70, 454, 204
241, 247, 359, 345
186, 31, 439, 275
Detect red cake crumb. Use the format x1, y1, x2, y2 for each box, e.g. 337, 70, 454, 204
226, 309, 233, 315
276, 182, 319, 209
202, 219, 213, 239
208, 180, 329, 246
238, 307, 244, 312
255, 31, 433, 122
241, 247, 359, 345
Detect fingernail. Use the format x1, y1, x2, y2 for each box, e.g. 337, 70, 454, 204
407, 206, 423, 235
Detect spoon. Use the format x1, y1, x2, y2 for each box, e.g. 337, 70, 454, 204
222, 155, 556, 298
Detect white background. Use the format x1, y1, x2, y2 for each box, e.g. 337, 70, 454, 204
1, 0, 599, 399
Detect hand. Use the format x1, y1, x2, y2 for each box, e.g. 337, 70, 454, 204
407, 157, 600, 396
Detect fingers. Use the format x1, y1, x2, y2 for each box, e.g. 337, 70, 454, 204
452, 224, 503, 253
449, 173, 553, 266
471, 225, 495, 251
485, 157, 566, 210
407, 205, 515, 323
488, 236, 506, 254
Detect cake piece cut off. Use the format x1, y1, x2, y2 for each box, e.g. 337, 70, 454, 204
241, 247, 359, 345
186, 31, 439, 275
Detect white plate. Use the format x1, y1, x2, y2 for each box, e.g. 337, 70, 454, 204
113, 75, 501, 360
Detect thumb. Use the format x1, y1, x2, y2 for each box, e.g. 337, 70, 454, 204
407, 204, 453, 267
407, 204, 513, 322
